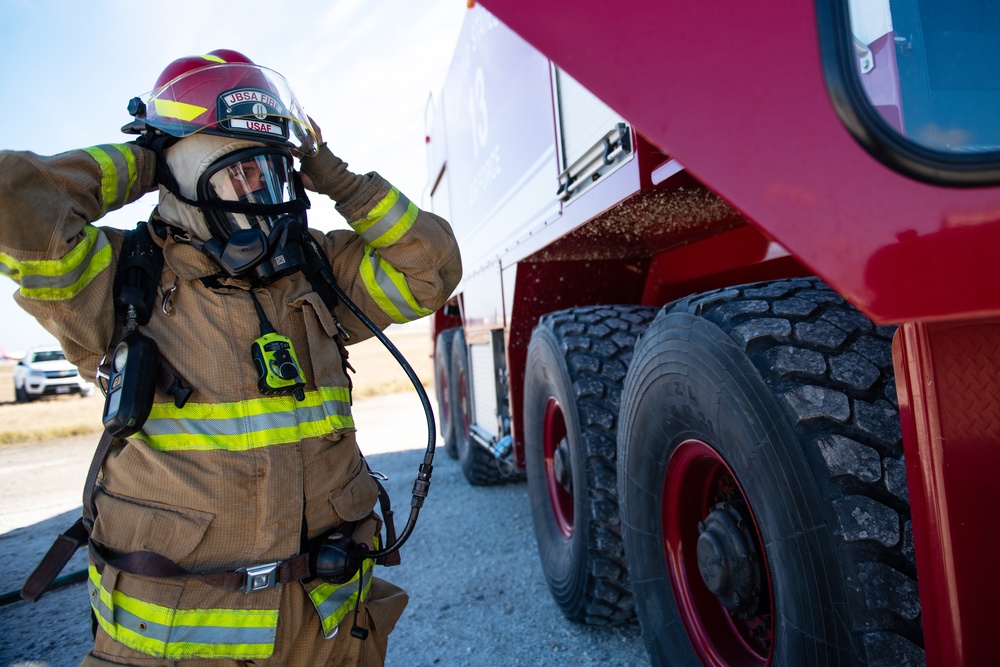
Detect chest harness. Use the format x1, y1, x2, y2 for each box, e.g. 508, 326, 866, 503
20, 221, 436, 641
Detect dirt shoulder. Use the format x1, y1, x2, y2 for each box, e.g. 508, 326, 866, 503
0, 327, 433, 445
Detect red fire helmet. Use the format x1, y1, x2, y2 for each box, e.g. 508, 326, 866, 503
132, 49, 317, 155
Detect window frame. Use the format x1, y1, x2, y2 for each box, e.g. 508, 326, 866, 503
817, 0, 1000, 187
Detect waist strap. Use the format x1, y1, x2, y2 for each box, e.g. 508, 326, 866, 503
20, 517, 91, 602
88, 539, 314, 593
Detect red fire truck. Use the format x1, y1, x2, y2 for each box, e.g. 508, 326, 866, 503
425, 1, 1000, 665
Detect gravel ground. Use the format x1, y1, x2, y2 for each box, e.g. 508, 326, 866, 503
0, 392, 649, 667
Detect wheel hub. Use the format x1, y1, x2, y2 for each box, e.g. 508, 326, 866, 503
696, 502, 764, 618
553, 438, 572, 492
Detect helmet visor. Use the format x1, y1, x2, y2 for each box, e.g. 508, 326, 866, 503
141, 63, 318, 155
203, 149, 297, 235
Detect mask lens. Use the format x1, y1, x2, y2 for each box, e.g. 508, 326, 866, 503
205, 151, 295, 233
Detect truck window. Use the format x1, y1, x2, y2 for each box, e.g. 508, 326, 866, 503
821, 0, 1000, 185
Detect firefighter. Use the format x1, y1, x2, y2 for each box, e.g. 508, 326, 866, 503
0, 50, 462, 665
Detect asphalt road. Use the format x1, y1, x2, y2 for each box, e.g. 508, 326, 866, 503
0, 392, 650, 667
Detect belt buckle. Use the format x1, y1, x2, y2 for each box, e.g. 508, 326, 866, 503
239, 562, 280, 593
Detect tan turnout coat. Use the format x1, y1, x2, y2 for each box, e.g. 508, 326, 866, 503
0, 140, 461, 663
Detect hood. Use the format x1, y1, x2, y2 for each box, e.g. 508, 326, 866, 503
156, 133, 266, 241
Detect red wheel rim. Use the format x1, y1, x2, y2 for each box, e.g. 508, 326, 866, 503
662, 439, 774, 666
439, 370, 451, 430
457, 366, 470, 438
543, 397, 574, 537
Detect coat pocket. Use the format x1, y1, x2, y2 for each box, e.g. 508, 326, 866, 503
91, 488, 214, 568
292, 291, 346, 383
329, 468, 379, 525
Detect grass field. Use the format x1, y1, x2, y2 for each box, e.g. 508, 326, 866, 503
0, 327, 433, 445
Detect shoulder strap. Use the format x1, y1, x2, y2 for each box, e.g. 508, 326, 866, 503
113, 220, 164, 327
299, 230, 339, 313
104, 222, 191, 408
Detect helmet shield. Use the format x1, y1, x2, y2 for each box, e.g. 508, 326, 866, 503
198, 147, 298, 239
140, 63, 317, 155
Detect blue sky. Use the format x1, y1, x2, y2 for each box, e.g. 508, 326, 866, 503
0, 0, 466, 353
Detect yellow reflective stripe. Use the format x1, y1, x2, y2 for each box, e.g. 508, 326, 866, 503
352, 188, 399, 235
350, 187, 418, 249
2, 227, 112, 301
88, 566, 277, 660
0, 254, 17, 282
153, 98, 209, 122
82, 144, 139, 215
116, 144, 139, 204
358, 245, 435, 324
83, 147, 115, 216
307, 542, 377, 636
137, 386, 354, 451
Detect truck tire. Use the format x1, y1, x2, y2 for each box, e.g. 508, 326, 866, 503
449, 330, 508, 485
14, 382, 27, 403
523, 305, 656, 625
435, 328, 460, 459
618, 278, 923, 666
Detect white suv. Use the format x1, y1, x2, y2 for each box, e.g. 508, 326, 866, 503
13, 346, 96, 402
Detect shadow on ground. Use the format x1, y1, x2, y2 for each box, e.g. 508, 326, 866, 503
0, 447, 647, 667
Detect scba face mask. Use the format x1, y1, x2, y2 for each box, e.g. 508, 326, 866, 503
196, 146, 311, 282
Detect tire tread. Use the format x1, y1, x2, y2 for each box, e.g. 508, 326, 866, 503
535, 305, 657, 625
672, 277, 924, 663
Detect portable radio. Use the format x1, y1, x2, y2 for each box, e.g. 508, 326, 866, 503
251, 331, 306, 400
102, 329, 159, 437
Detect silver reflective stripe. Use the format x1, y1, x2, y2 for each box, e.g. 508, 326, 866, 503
168, 620, 276, 647
361, 249, 433, 323
142, 405, 318, 438
314, 564, 373, 625
0, 257, 16, 280
358, 191, 413, 246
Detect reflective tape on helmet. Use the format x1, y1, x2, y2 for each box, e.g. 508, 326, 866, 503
307, 551, 375, 638
351, 187, 418, 249
88, 566, 278, 660
83, 144, 140, 217
137, 386, 354, 451
0, 226, 111, 301
358, 245, 435, 324
152, 98, 209, 123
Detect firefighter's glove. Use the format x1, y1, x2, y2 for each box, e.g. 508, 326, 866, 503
298, 142, 366, 204
128, 134, 177, 192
